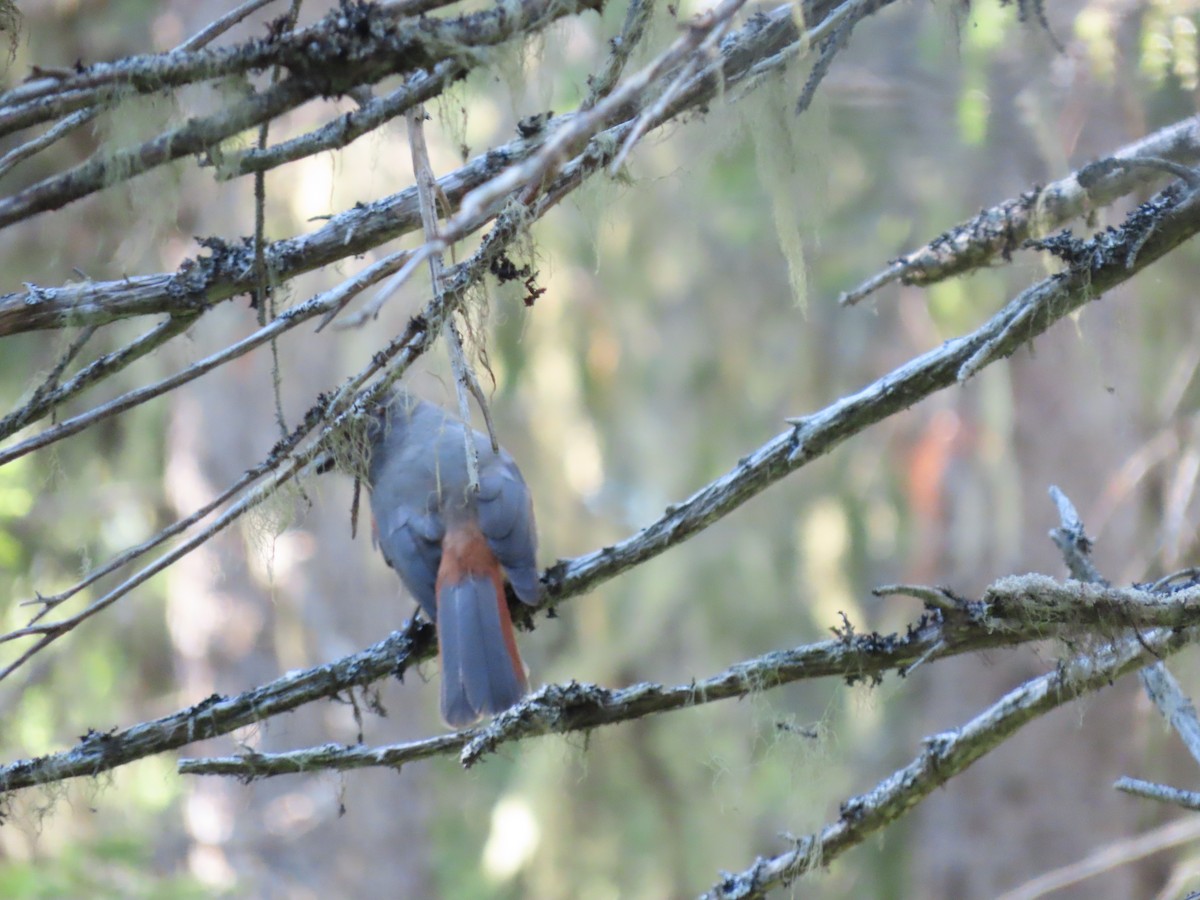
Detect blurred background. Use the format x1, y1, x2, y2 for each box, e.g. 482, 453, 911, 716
2, 0, 1200, 896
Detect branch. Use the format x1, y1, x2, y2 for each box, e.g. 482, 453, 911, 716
1047, 486, 1200, 804
0, 0, 809, 336
996, 816, 1200, 900
543, 179, 1200, 606
2, 565, 1190, 794
1138, 663, 1200, 768
1113, 777, 1200, 811
582, 0, 657, 109
0, 0, 599, 137
0, 0, 603, 229
4, 172, 1199, 791
0, 622, 434, 796
1047, 484, 1106, 584
840, 114, 1200, 305
0, 204, 531, 683
701, 625, 1199, 899
177, 570, 1200, 779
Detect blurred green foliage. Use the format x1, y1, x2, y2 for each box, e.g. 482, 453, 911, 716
0, 835, 207, 899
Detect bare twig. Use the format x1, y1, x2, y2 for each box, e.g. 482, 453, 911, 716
0, 315, 197, 442
793, 0, 873, 114
21, 325, 97, 413
1113, 777, 1200, 811
0, 108, 97, 182
582, 0, 658, 110
211, 60, 464, 180
176, 0, 284, 52
1151, 566, 1200, 590
608, 11, 732, 173
407, 105, 485, 486
996, 816, 1200, 900
1047, 485, 1107, 584
1138, 664, 1200, 769
1078, 156, 1200, 191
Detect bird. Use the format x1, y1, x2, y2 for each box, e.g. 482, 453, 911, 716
366, 392, 539, 726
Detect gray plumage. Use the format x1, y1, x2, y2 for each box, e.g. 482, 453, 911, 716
366, 392, 539, 724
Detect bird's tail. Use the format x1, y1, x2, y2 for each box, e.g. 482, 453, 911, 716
436, 524, 527, 727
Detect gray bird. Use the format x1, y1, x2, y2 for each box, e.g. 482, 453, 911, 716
367, 393, 539, 726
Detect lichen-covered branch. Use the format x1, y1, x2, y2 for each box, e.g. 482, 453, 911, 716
9, 536, 1200, 794
174, 572, 1200, 780
702, 624, 1199, 900
5, 173, 1200, 792
0, 0, 603, 137
0, 206, 531, 683
1113, 777, 1200, 811
0, 0, 604, 230
1046, 487, 1200, 806
840, 114, 1200, 306
542, 179, 1200, 605
0, 0, 864, 338
0, 623, 435, 796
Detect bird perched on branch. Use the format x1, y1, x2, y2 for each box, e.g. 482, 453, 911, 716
366, 392, 539, 726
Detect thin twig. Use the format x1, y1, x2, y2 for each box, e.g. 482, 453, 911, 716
582, 0, 658, 110
793, 0, 872, 114
0, 315, 196, 441
0, 209, 529, 682
996, 816, 1200, 900
0, 0, 277, 182
1113, 777, 1200, 811
212, 61, 464, 180
1138, 664, 1200, 769
22, 325, 97, 414
177, 0, 284, 51
1047, 484, 1107, 584
407, 105, 484, 487
0, 108, 97, 182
